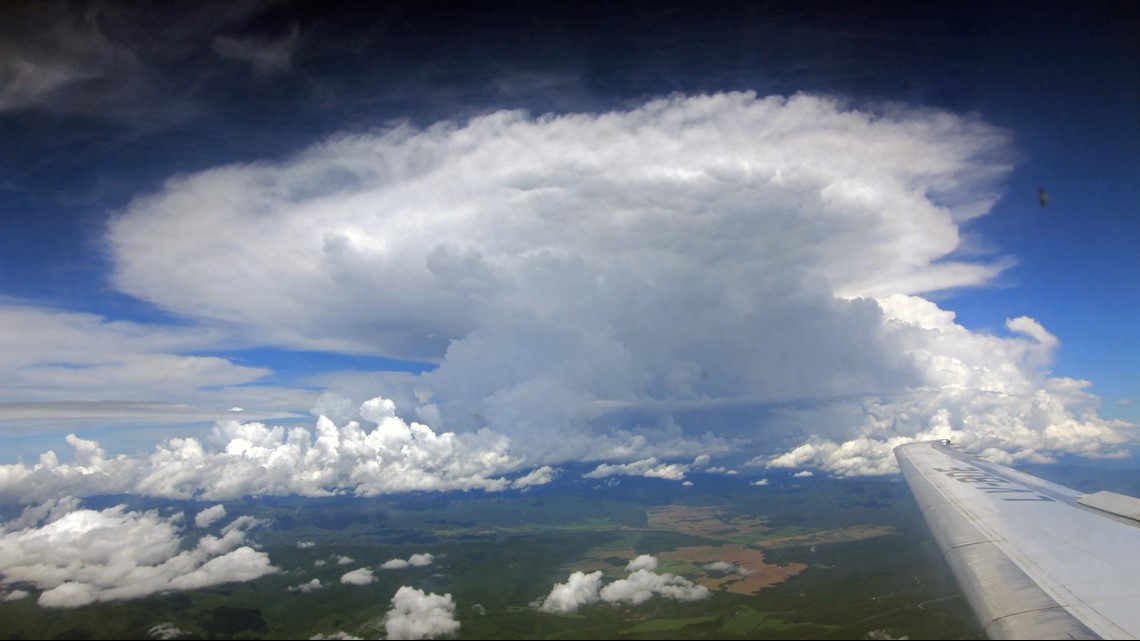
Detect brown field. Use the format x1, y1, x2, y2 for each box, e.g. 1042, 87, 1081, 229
646, 505, 772, 538
660, 544, 808, 594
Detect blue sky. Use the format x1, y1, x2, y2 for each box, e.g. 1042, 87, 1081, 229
0, 1, 1138, 485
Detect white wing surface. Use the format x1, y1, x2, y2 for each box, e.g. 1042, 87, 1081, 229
894, 440, 1140, 640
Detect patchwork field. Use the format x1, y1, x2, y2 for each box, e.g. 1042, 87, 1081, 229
0, 472, 984, 639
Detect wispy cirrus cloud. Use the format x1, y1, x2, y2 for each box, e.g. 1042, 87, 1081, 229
0, 303, 310, 430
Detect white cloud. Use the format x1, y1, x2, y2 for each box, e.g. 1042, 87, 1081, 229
583, 457, 688, 481
384, 586, 460, 640
95, 91, 1132, 471
793, 471, 814, 478
382, 553, 434, 570
194, 504, 226, 528
0, 502, 277, 607
288, 578, 323, 593
297, 541, 316, 548
148, 622, 190, 640
2, 589, 29, 602
0, 304, 311, 428
600, 569, 710, 606
535, 555, 709, 614
533, 570, 603, 614
760, 294, 1134, 476
701, 561, 751, 576
340, 568, 374, 585
0, 397, 544, 503
310, 633, 362, 640
100, 92, 1030, 459
625, 554, 658, 573
511, 465, 558, 489
334, 555, 354, 565
752, 479, 769, 486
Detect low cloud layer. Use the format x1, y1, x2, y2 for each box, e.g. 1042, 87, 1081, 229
583, 457, 690, 481
384, 586, 460, 640
0, 499, 277, 607
0, 397, 554, 503
533, 555, 709, 613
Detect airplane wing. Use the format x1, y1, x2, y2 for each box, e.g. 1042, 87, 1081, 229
894, 440, 1140, 640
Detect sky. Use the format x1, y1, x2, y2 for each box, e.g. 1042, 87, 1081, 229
1, 1, 1139, 501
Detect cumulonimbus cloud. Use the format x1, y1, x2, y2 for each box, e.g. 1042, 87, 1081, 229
0, 499, 277, 607
98, 91, 1133, 473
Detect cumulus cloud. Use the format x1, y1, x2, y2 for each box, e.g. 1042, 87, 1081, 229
148, 622, 190, 640
706, 466, 737, 474
600, 568, 710, 606
533, 570, 604, 614
511, 465, 558, 489
701, 561, 751, 576
384, 586, 460, 640
534, 555, 709, 614
752, 479, 770, 486
381, 553, 434, 570
340, 568, 374, 585
583, 457, 689, 481
0, 397, 539, 503
0, 501, 277, 607
625, 554, 658, 573
297, 541, 316, 548
760, 294, 1134, 476
194, 504, 226, 528
289, 578, 323, 593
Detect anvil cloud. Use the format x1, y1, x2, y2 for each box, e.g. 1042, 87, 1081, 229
4, 91, 1131, 498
